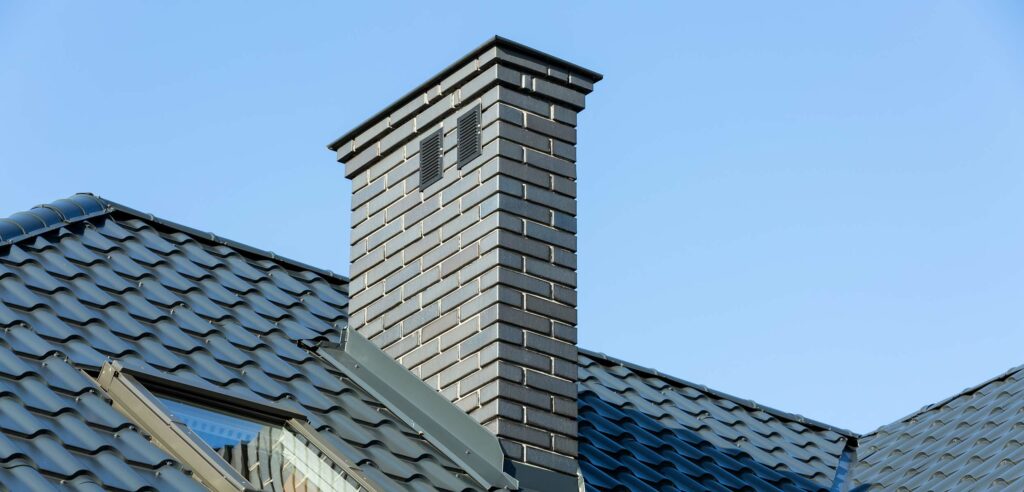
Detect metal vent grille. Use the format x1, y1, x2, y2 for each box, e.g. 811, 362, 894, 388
457, 105, 482, 168
419, 129, 443, 190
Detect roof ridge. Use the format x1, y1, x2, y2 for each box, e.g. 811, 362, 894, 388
861, 361, 1024, 439
0, 193, 349, 285
578, 347, 858, 438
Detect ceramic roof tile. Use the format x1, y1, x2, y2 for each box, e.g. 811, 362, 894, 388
0, 194, 486, 491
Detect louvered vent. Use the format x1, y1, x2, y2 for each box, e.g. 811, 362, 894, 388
418, 129, 443, 190
457, 105, 482, 168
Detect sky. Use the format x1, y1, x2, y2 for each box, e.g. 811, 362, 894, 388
1, 1, 1023, 434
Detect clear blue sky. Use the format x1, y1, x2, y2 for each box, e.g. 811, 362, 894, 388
2, 2, 1022, 434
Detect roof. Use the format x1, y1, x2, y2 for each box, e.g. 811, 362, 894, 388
0, 194, 487, 491
853, 364, 1024, 490
5, 193, 1024, 491
576, 350, 857, 492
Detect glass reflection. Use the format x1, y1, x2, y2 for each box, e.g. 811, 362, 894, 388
159, 397, 360, 492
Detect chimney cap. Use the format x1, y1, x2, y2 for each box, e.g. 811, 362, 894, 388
326, 35, 602, 152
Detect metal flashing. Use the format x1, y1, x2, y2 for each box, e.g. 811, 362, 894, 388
504, 461, 578, 492
316, 327, 518, 490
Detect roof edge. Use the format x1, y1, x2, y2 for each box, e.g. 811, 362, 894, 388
326, 35, 603, 152
0, 193, 349, 286
579, 347, 859, 438
861, 362, 1024, 439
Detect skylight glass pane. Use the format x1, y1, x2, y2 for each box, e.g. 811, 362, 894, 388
159, 397, 363, 492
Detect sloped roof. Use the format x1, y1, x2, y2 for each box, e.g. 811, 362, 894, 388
853, 364, 1024, 490
0, 194, 484, 491
576, 350, 857, 492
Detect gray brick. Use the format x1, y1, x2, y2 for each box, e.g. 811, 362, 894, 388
524, 447, 577, 475
382, 297, 420, 327
552, 211, 576, 234
532, 77, 585, 110
402, 230, 440, 265
524, 295, 577, 325
458, 285, 517, 321
498, 438, 525, 461
403, 194, 440, 229
388, 93, 426, 126
492, 267, 551, 298
344, 143, 380, 180
384, 261, 421, 293
351, 210, 385, 245
524, 332, 577, 361
400, 301, 439, 336
551, 139, 576, 162
525, 408, 576, 437
551, 174, 575, 197
402, 338, 439, 368
366, 181, 406, 217
492, 121, 550, 153
350, 245, 384, 278
385, 151, 420, 188
552, 284, 576, 306
524, 148, 575, 179
364, 255, 402, 289
421, 198, 461, 234
481, 303, 551, 335
471, 398, 524, 423
524, 221, 576, 251
485, 85, 550, 116
419, 347, 459, 379
438, 353, 480, 389
552, 247, 576, 270
552, 396, 577, 419
493, 194, 550, 225
492, 157, 551, 189
348, 281, 384, 314
525, 113, 575, 144
524, 184, 575, 215
459, 323, 523, 357
524, 369, 576, 399
385, 192, 421, 223
493, 231, 550, 261
524, 258, 576, 287
439, 316, 481, 352
461, 361, 523, 395
440, 209, 481, 242
421, 274, 459, 306
351, 176, 386, 209
494, 419, 551, 449
415, 94, 454, 131
365, 219, 402, 251
365, 290, 401, 321
378, 118, 415, 163
482, 342, 552, 373
487, 381, 551, 410
403, 265, 439, 300
439, 281, 481, 313
440, 244, 478, 278
552, 322, 577, 344
552, 435, 577, 457
422, 239, 459, 271
551, 105, 577, 126
421, 310, 458, 343
552, 357, 577, 380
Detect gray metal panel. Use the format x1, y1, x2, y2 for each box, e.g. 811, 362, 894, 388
853, 364, 1024, 490
577, 350, 851, 492
0, 194, 488, 491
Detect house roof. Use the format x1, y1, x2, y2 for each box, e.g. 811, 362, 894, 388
853, 363, 1024, 490
3, 194, 1024, 491
577, 350, 856, 492
0, 194, 485, 491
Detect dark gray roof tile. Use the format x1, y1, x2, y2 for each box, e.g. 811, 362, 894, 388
578, 350, 851, 492
0, 194, 487, 491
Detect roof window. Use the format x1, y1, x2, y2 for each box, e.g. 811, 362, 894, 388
95, 361, 375, 492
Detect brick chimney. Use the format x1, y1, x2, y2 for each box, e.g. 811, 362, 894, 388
328, 36, 599, 486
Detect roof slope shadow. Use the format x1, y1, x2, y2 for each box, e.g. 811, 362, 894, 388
577, 350, 860, 492
853, 363, 1024, 490
0, 193, 490, 491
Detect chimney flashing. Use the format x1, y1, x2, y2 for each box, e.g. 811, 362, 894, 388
328, 36, 601, 168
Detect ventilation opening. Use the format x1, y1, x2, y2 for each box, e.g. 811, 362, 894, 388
419, 129, 443, 190
457, 105, 481, 168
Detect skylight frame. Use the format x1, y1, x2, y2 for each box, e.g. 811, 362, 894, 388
95, 361, 379, 492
